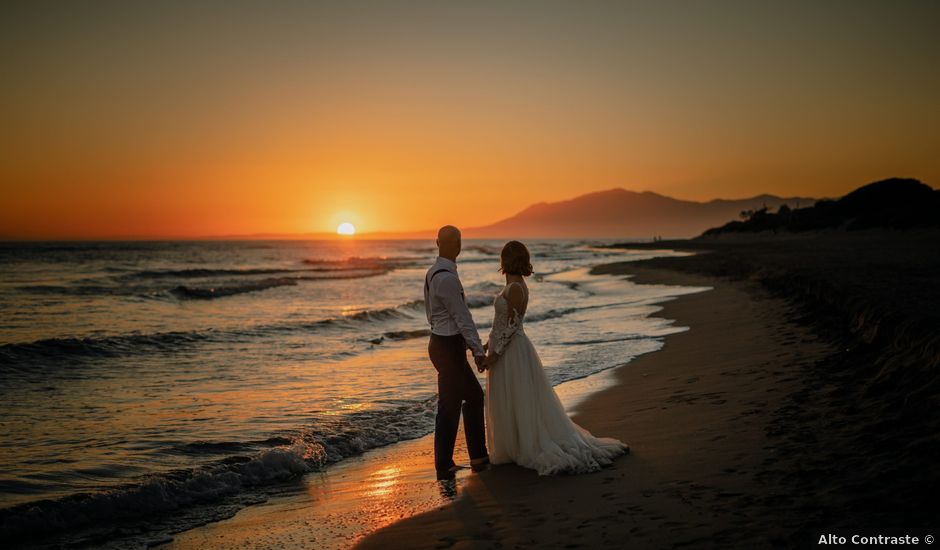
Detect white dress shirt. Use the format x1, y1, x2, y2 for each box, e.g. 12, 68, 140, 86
424, 257, 485, 357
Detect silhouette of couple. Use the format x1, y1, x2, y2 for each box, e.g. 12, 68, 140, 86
423, 225, 628, 480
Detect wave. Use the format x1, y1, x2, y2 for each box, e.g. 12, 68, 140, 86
367, 306, 589, 346
341, 301, 423, 322
451, 257, 498, 264
129, 267, 314, 279
367, 297, 657, 345
525, 307, 578, 323
0, 398, 437, 547
14, 283, 124, 296
0, 296, 653, 366
0, 446, 308, 542
166, 270, 397, 300
169, 436, 295, 455
370, 329, 431, 345
467, 280, 504, 291
170, 277, 300, 299
463, 245, 501, 255
17, 270, 390, 300
465, 294, 496, 308
15, 257, 422, 299
0, 330, 215, 366
130, 261, 419, 279
0, 301, 424, 367
302, 255, 423, 270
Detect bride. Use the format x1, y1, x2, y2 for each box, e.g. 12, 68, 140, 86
481, 241, 629, 475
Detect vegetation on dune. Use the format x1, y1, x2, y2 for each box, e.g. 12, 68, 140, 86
703, 178, 940, 235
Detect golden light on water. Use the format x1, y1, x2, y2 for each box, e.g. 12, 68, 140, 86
365, 465, 402, 499
337, 222, 356, 235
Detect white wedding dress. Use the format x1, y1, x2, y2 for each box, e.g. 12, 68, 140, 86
485, 281, 629, 475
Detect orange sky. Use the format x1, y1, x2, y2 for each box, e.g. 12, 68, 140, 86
1, 2, 938, 239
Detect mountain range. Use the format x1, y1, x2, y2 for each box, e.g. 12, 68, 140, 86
463, 189, 815, 239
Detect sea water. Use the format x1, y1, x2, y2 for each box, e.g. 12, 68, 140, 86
0, 239, 703, 547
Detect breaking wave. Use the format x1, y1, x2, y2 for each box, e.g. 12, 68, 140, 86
0, 398, 437, 547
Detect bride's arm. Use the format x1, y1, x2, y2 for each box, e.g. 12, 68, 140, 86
484, 284, 525, 366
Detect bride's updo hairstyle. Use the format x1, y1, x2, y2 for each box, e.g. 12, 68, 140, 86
499, 241, 533, 277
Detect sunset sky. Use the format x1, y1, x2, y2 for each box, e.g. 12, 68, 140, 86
2, 1, 938, 239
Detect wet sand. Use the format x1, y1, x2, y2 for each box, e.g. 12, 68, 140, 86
163, 430, 463, 549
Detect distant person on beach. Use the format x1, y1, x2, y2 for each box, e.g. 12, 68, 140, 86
424, 225, 490, 480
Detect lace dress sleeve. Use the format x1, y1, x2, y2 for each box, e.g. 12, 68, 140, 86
491, 306, 521, 356
491, 282, 526, 356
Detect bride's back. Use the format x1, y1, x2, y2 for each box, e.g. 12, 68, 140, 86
497, 280, 528, 320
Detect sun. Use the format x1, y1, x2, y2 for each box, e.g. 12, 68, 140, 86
336, 222, 356, 236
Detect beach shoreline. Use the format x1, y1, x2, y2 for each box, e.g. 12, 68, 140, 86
160, 264, 706, 550
354, 264, 836, 549
162, 231, 940, 549
162, 262, 835, 549
158, 260, 709, 549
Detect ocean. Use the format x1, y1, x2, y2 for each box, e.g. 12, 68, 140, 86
0, 239, 703, 548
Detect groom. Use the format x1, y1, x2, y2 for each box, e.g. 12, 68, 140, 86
424, 225, 489, 480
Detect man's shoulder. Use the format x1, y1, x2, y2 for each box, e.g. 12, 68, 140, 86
428, 266, 457, 280
427, 265, 459, 287
427, 260, 455, 274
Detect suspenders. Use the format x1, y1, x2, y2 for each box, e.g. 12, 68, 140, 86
425, 268, 450, 294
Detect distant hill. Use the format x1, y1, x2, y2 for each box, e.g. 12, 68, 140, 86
703, 178, 940, 236
464, 189, 814, 239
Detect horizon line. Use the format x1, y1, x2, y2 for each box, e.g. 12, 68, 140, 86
0, 187, 825, 242
0, 233, 659, 243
